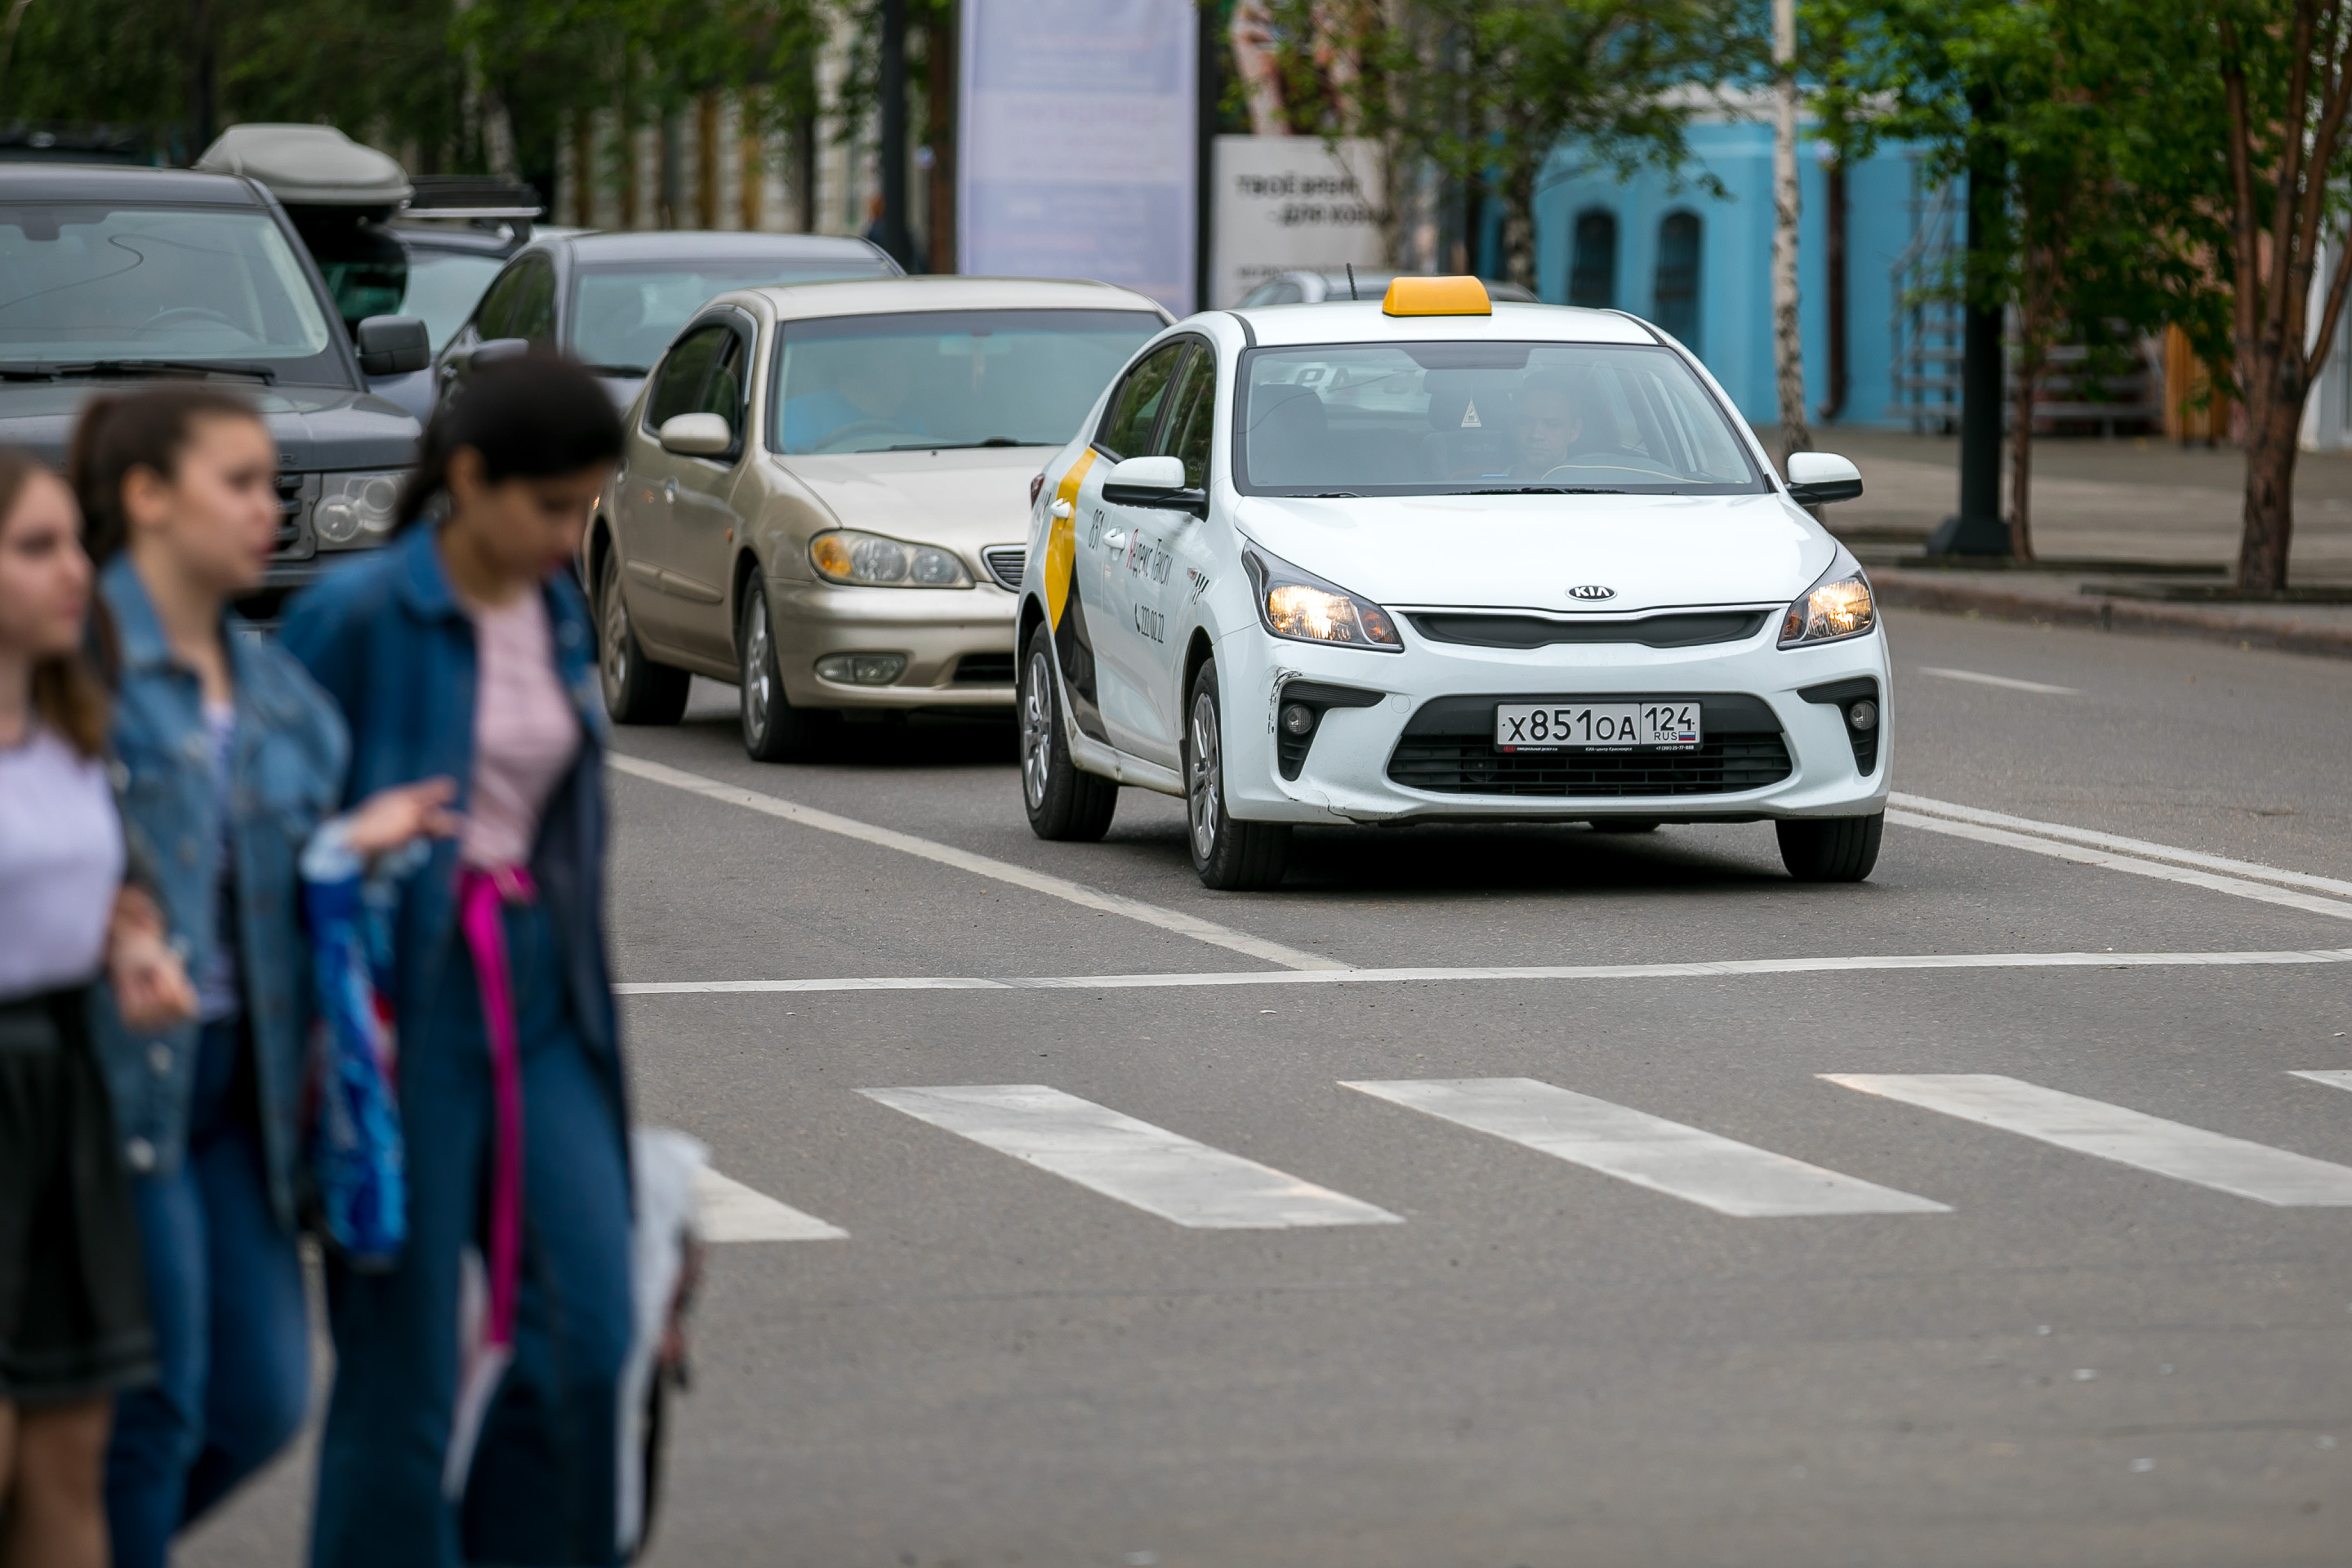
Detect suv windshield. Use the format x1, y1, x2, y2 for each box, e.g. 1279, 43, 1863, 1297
771, 309, 1165, 454
0, 204, 342, 380
574, 258, 896, 372
1236, 341, 1765, 497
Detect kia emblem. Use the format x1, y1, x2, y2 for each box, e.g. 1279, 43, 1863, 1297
1566, 584, 1616, 601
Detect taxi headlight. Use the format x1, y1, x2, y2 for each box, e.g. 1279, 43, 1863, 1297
313, 470, 405, 550
1778, 550, 1877, 647
809, 529, 971, 588
1242, 546, 1402, 651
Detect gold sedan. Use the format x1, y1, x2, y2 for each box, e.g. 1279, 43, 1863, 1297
588, 275, 1169, 758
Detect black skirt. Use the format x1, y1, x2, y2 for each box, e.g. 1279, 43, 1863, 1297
0, 985, 154, 1405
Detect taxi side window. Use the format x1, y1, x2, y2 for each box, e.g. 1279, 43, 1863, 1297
646, 323, 732, 434
1156, 345, 1215, 489
1096, 340, 1187, 459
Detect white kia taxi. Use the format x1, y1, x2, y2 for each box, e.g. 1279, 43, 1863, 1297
1014, 276, 1888, 890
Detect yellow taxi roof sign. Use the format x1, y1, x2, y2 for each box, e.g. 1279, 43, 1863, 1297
1382, 275, 1492, 317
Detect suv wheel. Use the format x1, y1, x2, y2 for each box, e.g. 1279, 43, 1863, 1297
598, 548, 688, 724
1018, 626, 1119, 840
737, 579, 831, 762
1184, 657, 1290, 891
1776, 813, 1884, 883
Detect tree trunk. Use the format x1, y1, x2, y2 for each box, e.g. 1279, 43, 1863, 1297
1499, 161, 1536, 292
2009, 337, 2038, 562
1770, 0, 1810, 463
2236, 377, 2302, 593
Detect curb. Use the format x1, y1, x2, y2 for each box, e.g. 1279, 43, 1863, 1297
1872, 572, 2352, 660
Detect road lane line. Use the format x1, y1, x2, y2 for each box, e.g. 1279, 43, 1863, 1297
1892, 792, 2352, 898
858, 1085, 1401, 1229
1822, 1074, 2352, 1206
1887, 810, 2352, 922
1916, 666, 2081, 695
2289, 1070, 2352, 1095
695, 1167, 848, 1241
615, 946, 2352, 996
608, 752, 1348, 972
1343, 1077, 1949, 1217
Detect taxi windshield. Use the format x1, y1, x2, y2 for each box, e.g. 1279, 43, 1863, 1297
1236, 341, 1766, 497
772, 308, 1165, 455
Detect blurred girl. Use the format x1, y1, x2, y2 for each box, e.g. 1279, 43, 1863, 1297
0, 448, 192, 1568
71, 389, 451, 1568
281, 356, 633, 1568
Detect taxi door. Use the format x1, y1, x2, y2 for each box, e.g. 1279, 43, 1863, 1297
1070, 337, 1188, 762
1102, 340, 1215, 766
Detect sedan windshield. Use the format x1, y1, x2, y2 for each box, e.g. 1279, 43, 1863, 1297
771, 309, 1165, 454
574, 258, 896, 371
1236, 341, 1766, 497
0, 204, 340, 379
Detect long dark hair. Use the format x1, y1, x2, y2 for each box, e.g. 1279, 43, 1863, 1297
394, 354, 626, 532
67, 385, 266, 565
0, 448, 110, 758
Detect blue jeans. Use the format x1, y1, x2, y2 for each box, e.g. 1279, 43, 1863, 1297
310, 898, 633, 1568
106, 1018, 311, 1568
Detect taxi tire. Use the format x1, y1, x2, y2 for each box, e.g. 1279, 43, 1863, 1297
1185, 657, 1290, 892
1776, 812, 1883, 883
599, 549, 689, 725
738, 581, 832, 763
1019, 626, 1118, 840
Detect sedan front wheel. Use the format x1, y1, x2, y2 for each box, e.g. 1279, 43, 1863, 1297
737, 579, 831, 763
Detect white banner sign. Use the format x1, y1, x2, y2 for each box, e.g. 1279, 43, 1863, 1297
958, 0, 1198, 315
1210, 136, 1383, 308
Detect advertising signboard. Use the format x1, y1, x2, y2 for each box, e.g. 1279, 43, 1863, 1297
1210, 136, 1383, 307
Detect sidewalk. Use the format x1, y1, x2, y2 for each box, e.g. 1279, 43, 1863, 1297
1782, 428, 2352, 657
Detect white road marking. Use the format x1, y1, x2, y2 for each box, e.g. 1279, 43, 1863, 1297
1916, 666, 2081, 695
694, 1167, 848, 1241
1888, 811, 2352, 923
615, 945, 2352, 996
1822, 1074, 2352, 1206
1893, 793, 2352, 899
2289, 1070, 2352, 1095
1343, 1077, 1948, 1217
609, 752, 1347, 972
858, 1084, 1401, 1229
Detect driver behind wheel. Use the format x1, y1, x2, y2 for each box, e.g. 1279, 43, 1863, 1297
777, 347, 929, 452
1508, 371, 1608, 480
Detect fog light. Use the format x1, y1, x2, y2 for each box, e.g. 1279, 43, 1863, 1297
816, 653, 906, 686
1281, 702, 1316, 736
1848, 699, 1878, 731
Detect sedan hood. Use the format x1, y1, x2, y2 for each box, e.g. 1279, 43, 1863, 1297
1231, 492, 1833, 615
779, 445, 1046, 553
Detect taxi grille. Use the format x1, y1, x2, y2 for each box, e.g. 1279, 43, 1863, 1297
979, 546, 1026, 591
1386, 693, 1793, 798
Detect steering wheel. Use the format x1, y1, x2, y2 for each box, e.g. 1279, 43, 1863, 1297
813, 418, 914, 452
136, 306, 240, 335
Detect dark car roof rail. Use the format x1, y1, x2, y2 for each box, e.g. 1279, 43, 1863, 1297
402, 174, 544, 226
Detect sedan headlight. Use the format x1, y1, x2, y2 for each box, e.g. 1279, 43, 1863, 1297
1778, 550, 1877, 647
312, 470, 404, 550
809, 529, 971, 588
1241, 546, 1402, 651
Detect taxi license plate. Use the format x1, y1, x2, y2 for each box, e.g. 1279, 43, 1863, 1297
1494, 701, 1702, 751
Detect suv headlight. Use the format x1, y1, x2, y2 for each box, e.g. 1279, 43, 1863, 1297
313, 470, 404, 549
1778, 548, 1877, 647
1241, 546, 1403, 651
809, 529, 971, 588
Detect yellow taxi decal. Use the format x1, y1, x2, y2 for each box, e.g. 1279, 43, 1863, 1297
1382, 274, 1492, 317
1044, 448, 1095, 630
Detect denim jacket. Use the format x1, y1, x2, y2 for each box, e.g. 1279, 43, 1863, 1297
278, 526, 626, 1134
95, 556, 350, 1223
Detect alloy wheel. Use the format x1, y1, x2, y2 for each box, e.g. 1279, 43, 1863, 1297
742, 591, 774, 749
601, 560, 630, 694
1021, 648, 1055, 811
1187, 688, 1221, 862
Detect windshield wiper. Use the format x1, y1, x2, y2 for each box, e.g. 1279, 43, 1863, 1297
1299, 491, 1361, 498
880, 438, 1032, 451
1456, 485, 1625, 496
46, 359, 278, 384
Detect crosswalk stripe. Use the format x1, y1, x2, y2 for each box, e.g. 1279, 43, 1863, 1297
2290, 1070, 2352, 1095
1822, 1074, 2352, 1206
1342, 1077, 1949, 1217
694, 1167, 849, 1242
858, 1085, 1402, 1230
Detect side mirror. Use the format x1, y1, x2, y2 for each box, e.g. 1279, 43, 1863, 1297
1786, 452, 1864, 506
355, 314, 430, 376
1102, 454, 1202, 513
658, 412, 733, 457
465, 337, 531, 377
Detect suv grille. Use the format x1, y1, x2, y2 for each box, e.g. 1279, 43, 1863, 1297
979, 546, 1026, 591
271, 472, 318, 559
1387, 693, 1792, 798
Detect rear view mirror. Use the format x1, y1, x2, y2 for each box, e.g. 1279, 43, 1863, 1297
1102, 455, 1202, 514
1786, 452, 1864, 506
355, 314, 429, 376
658, 412, 733, 457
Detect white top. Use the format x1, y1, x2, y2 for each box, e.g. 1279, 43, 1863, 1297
0, 724, 123, 998
460, 590, 580, 870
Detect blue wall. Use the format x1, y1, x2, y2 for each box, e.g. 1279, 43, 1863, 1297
1530, 120, 1926, 430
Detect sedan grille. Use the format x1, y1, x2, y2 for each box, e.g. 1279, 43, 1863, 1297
1386, 693, 1793, 798
953, 653, 1016, 685
979, 545, 1026, 591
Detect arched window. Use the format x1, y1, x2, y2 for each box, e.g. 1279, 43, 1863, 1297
1654, 211, 1703, 349
1568, 209, 1618, 309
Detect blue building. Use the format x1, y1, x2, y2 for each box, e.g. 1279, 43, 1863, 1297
1526, 115, 1934, 430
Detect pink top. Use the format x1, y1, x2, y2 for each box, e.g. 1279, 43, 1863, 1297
461, 589, 580, 870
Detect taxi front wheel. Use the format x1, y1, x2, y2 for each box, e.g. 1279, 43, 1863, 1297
1019, 627, 1118, 840
1776, 812, 1883, 883
1185, 657, 1290, 892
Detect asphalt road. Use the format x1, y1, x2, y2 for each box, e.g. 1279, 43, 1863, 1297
185, 608, 2352, 1568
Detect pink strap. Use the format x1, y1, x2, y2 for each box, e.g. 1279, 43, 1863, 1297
457, 865, 535, 1350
